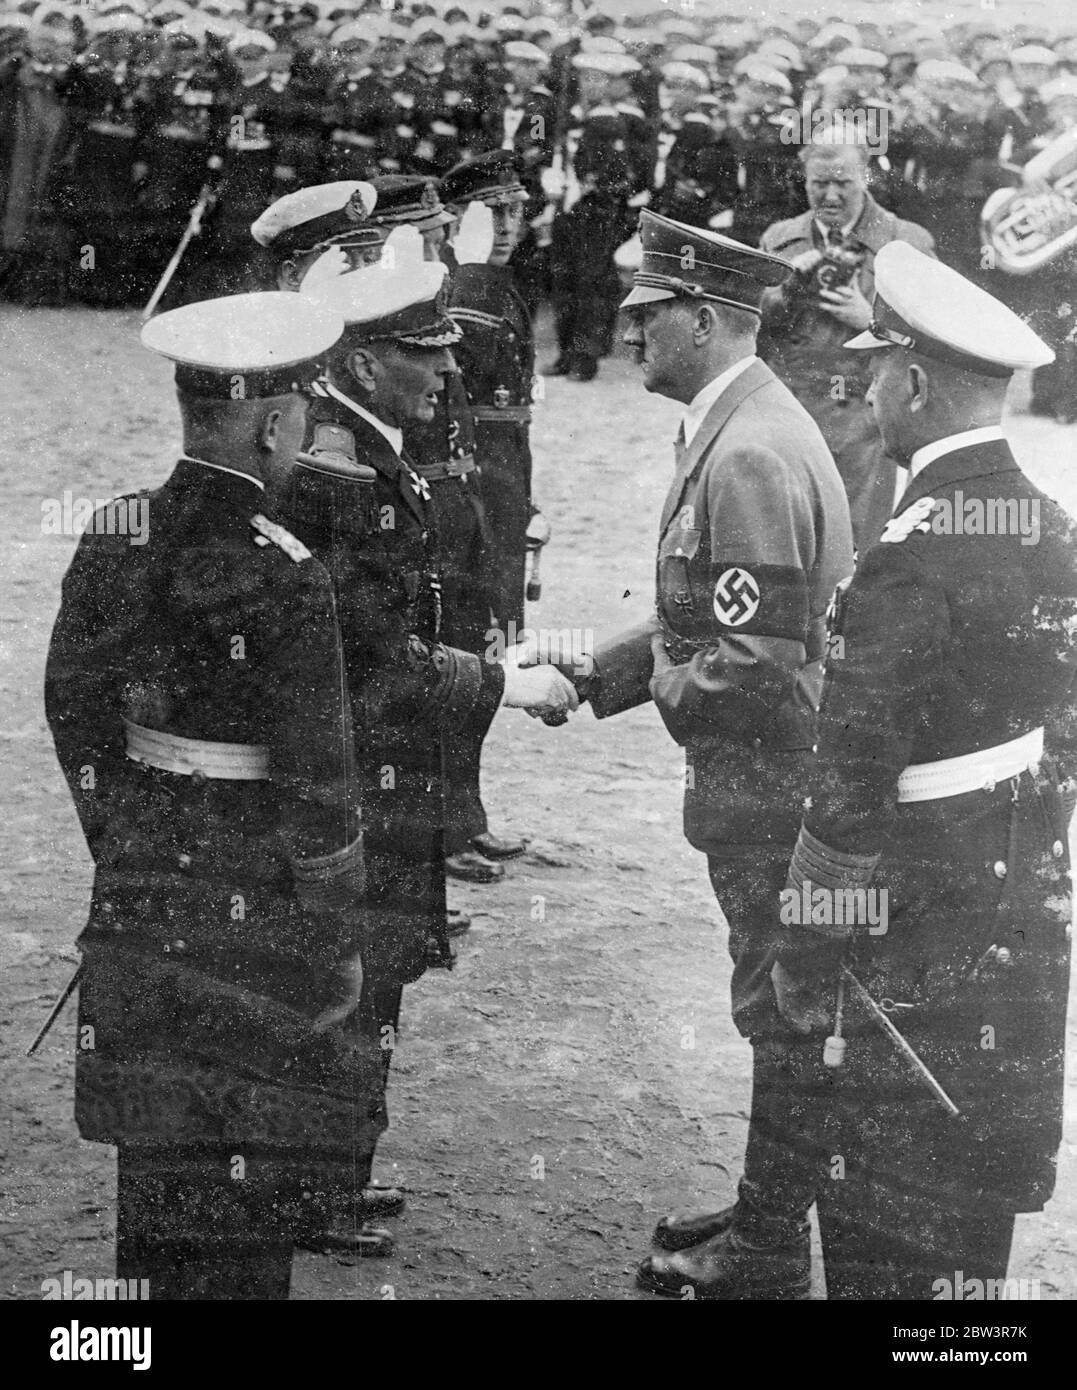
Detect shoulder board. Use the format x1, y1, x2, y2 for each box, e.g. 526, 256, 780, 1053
249, 513, 312, 562
684, 112, 711, 125
450, 306, 506, 332
879, 496, 937, 545
530, 84, 553, 97
616, 101, 645, 119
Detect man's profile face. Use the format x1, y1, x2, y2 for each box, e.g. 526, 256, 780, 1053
804, 150, 867, 229
369, 343, 456, 424
488, 201, 524, 266
622, 300, 694, 400
865, 348, 910, 459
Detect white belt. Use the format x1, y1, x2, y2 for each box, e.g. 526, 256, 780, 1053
124, 718, 269, 780
896, 728, 1043, 803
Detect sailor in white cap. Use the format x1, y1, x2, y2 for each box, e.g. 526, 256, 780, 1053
45, 291, 389, 1299
250, 179, 378, 289
773, 242, 1077, 1299
275, 255, 576, 1257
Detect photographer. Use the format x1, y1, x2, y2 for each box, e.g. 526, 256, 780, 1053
758, 135, 935, 550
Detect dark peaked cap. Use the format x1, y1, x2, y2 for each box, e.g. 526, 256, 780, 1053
621, 209, 792, 315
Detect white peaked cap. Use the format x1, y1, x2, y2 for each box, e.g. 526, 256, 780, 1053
845, 241, 1054, 373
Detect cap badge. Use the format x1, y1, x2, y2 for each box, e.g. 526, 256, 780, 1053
713, 567, 761, 626
345, 189, 369, 224
420, 180, 439, 209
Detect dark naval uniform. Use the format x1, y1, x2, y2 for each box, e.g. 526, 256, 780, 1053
45, 458, 373, 1298
448, 261, 535, 637
407, 371, 497, 857
781, 245, 1076, 1298
791, 434, 1077, 1298
282, 379, 505, 1190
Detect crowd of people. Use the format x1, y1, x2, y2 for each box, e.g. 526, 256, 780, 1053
4, 0, 1077, 400
24, 0, 1077, 1308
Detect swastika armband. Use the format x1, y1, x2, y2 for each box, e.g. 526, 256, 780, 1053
710, 561, 808, 640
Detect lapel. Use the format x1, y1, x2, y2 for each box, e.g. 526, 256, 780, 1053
658, 359, 778, 534
847, 195, 895, 255
318, 387, 429, 527
894, 438, 1021, 514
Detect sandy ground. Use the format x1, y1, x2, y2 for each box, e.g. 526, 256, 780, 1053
2, 304, 1076, 1301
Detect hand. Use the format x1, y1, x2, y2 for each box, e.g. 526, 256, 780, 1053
453, 199, 494, 265
500, 662, 579, 714
312, 950, 364, 1032
817, 280, 872, 330
770, 960, 833, 1036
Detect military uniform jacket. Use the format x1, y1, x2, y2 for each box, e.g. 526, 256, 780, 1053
281, 389, 504, 897
793, 438, 1077, 1210
449, 262, 536, 633
589, 359, 854, 853
44, 459, 375, 1151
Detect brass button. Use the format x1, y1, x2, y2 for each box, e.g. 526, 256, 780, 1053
995, 946, 1012, 965
1053, 840, 1065, 859
993, 860, 1007, 880
178, 853, 192, 869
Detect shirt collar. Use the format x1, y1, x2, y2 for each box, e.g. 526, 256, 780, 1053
321, 380, 403, 457
181, 456, 265, 491
908, 426, 1007, 481
814, 216, 857, 243
681, 355, 758, 447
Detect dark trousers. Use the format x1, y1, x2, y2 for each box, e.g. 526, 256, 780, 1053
550, 194, 627, 365
707, 849, 823, 1226
115, 1144, 298, 1300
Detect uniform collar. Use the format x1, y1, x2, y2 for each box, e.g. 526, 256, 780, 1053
896, 429, 1019, 514
177, 456, 265, 491
681, 355, 758, 447
321, 380, 403, 457
909, 426, 1007, 481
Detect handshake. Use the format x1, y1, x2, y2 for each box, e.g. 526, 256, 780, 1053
498, 631, 587, 722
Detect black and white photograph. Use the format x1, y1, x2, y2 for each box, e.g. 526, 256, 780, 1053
2, 0, 1076, 1345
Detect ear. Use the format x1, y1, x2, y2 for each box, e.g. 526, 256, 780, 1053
692, 303, 717, 344
346, 347, 379, 395
907, 362, 929, 412
277, 259, 303, 293
259, 407, 283, 452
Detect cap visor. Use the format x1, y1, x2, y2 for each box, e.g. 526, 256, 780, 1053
620, 284, 676, 309
844, 329, 894, 351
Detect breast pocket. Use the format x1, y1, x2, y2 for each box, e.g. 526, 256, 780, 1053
658, 525, 702, 619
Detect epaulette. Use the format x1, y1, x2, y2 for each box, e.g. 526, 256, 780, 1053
249, 513, 312, 562
879, 496, 937, 545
